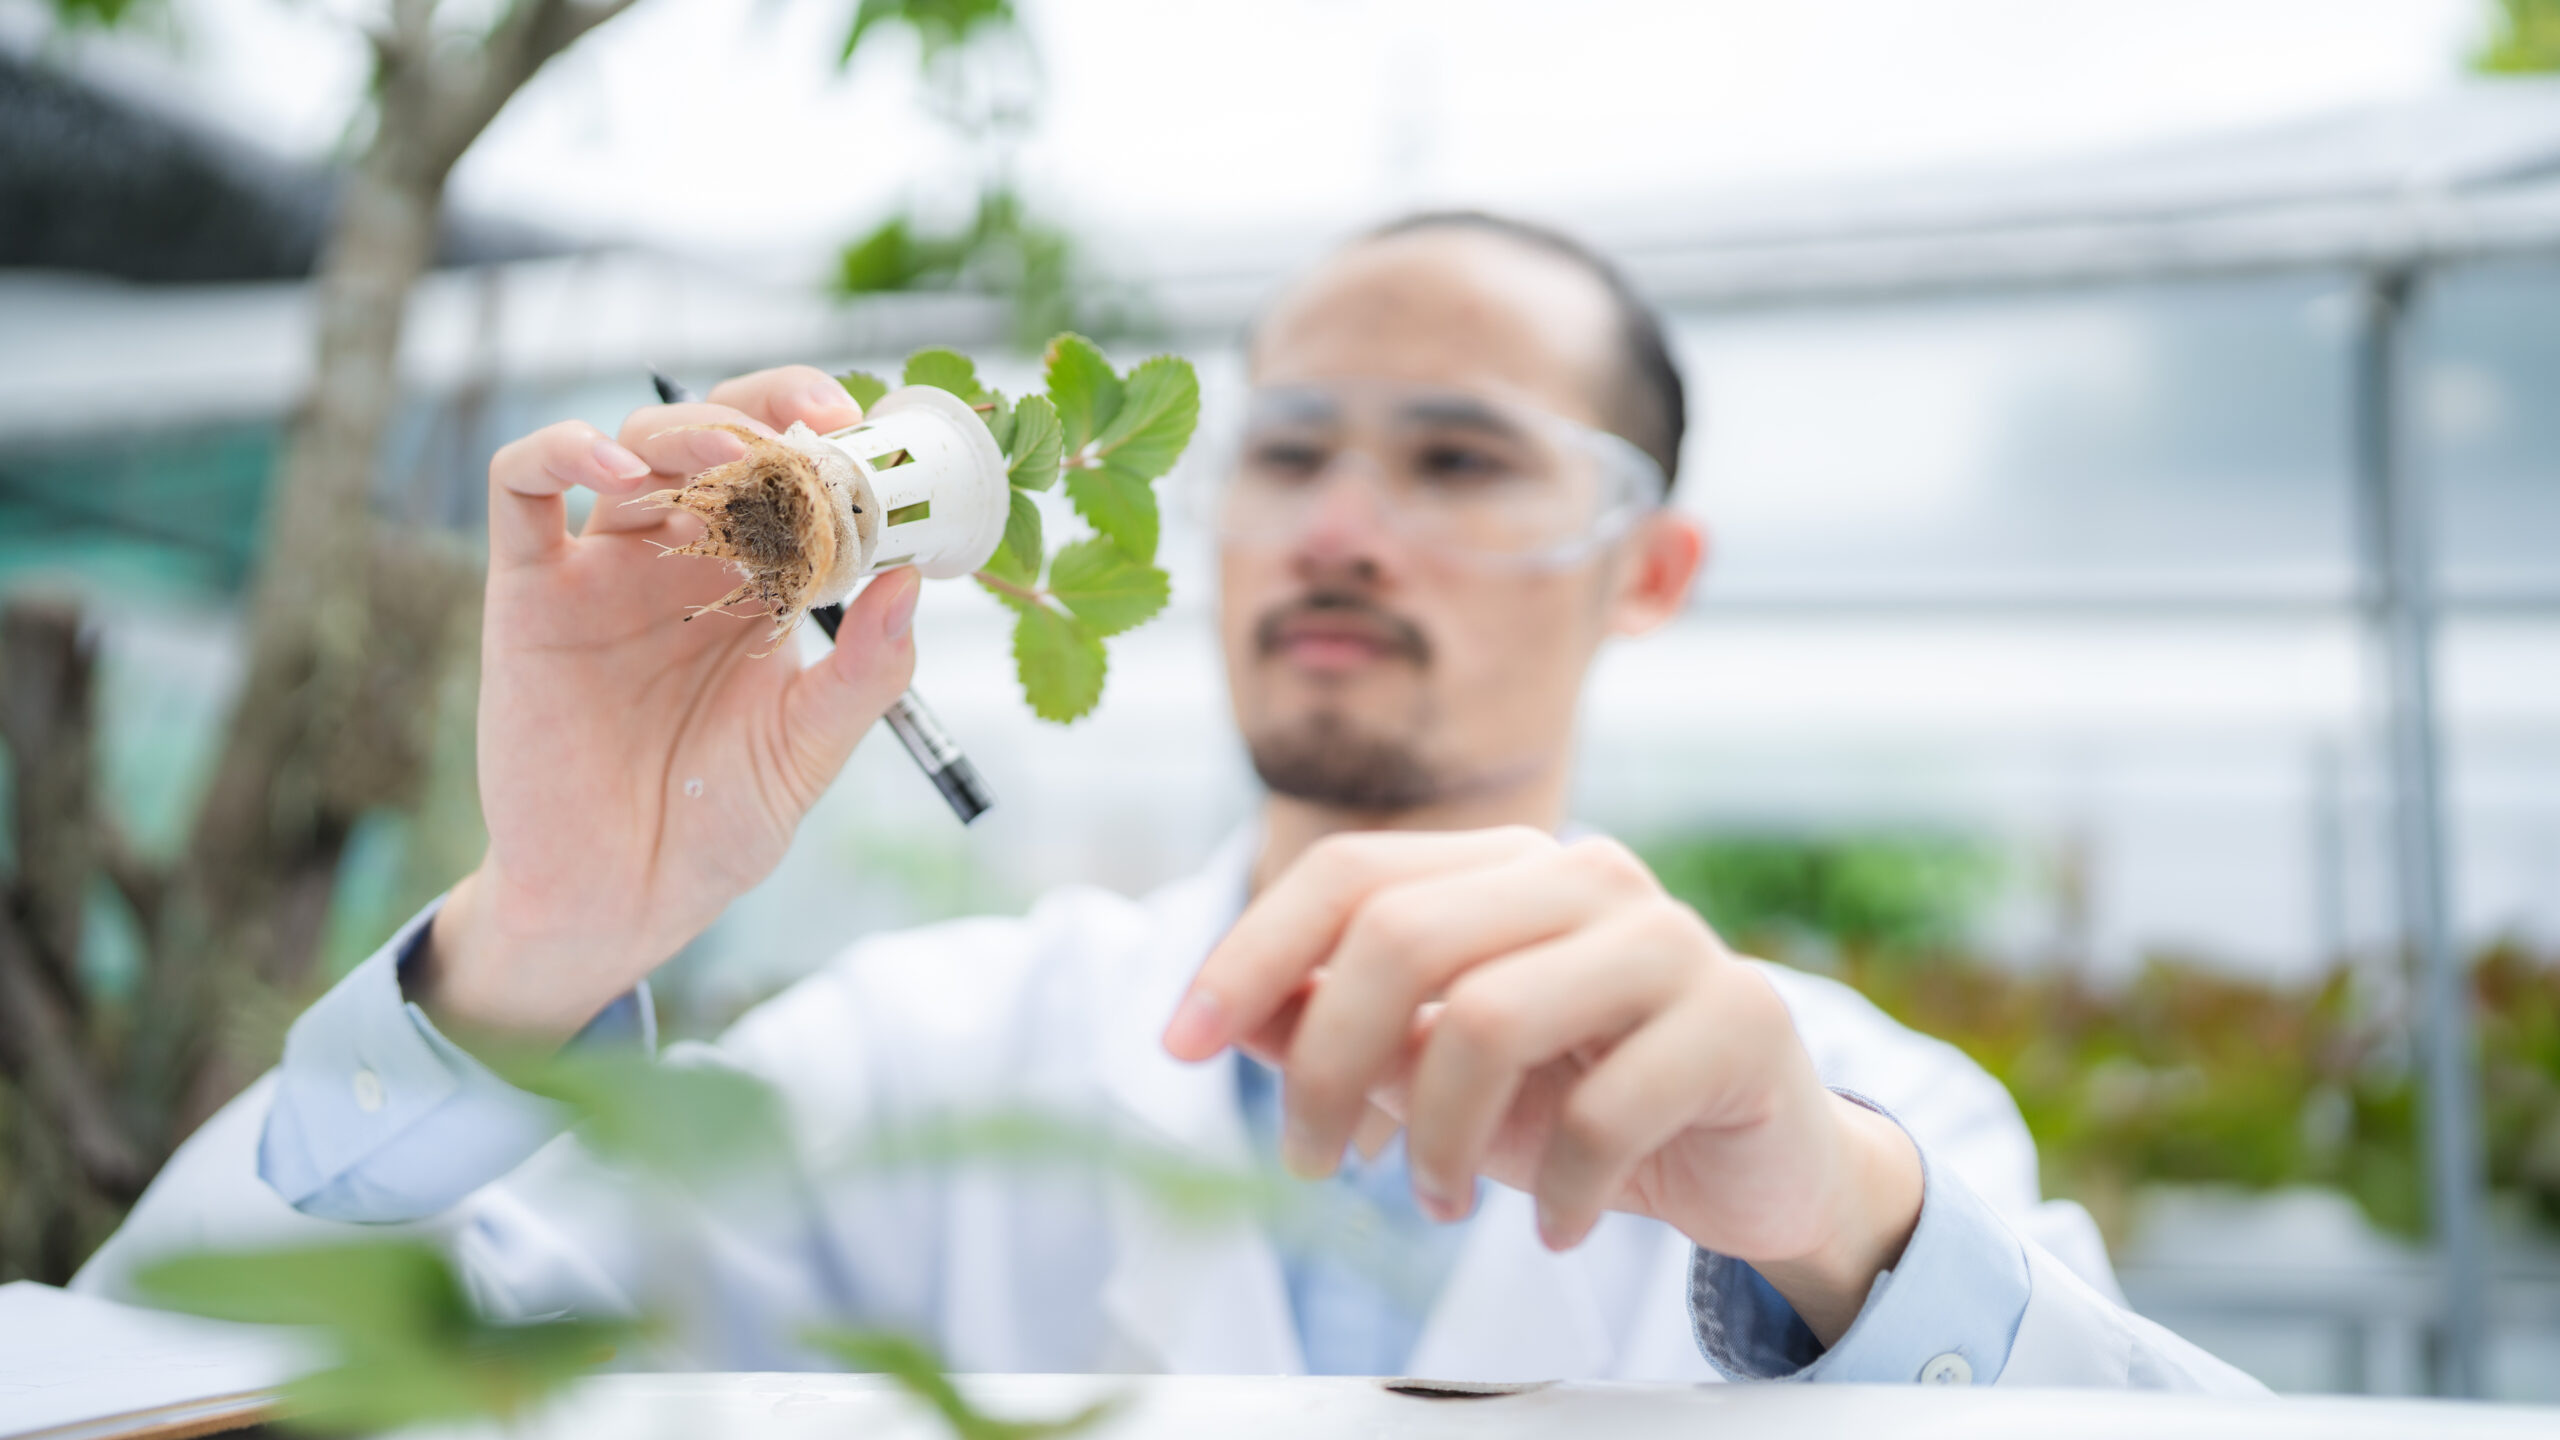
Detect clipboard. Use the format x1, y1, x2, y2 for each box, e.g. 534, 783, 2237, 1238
0, 1283, 298, 1440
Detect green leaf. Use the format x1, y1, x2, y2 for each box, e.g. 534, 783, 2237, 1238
903, 347, 985, 404
1005, 394, 1063, 491
139, 1241, 470, 1337
1005, 599, 1107, 723
1041, 334, 1122, 451
982, 389, 1015, 451
514, 1053, 791, 1188
289, 1320, 630, 1432
807, 1329, 1119, 1440
841, 0, 1017, 67
1090, 356, 1199, 483
838, 371, 890, 411
139, 1241, 636, 1432
837, 215, 921, 295
1046, 538, 1168, 638
984, 491, 1044, 582
1063, 465, 1159, 564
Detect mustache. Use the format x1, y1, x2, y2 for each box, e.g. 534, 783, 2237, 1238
1253, 591, 1433, 666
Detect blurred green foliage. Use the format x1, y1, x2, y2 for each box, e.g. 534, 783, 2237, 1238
2477, 0, 2560, 72
139, 1241, 637, 1432
39, 0, 153, 29
827, 1, 1132, 346
838, 191, 1093, 350
840, 0, 1016, 63
1642, 831, 2002, 962
1645, 830, 2560, 1245
807, 1330, 1118, 1440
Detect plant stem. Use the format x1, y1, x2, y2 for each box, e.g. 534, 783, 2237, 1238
972, 571, 1048, 606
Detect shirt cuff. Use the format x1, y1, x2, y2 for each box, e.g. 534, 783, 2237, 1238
257, 898, 656, 1223
1688, 1092, 2032, 1385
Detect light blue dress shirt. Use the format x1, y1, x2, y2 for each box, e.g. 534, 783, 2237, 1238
259, 900, 2036, 1384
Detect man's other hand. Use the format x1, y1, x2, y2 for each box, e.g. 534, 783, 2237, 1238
420, 368, 919, 1042
1163, 827, 1925, 1347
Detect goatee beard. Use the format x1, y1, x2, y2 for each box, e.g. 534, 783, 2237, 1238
1248, 711, 1442, 814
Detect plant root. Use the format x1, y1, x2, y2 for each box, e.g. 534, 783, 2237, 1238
633, 424, 865, 645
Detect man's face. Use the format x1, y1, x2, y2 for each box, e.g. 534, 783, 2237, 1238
1217, 229, 1687, 814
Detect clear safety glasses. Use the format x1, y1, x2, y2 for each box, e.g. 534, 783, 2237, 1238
1205, 380, 1669, 570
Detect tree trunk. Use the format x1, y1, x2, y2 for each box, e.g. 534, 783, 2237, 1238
0, 0, 639, 1280
0, 601, 144, 1282
126, 78, 472, 1146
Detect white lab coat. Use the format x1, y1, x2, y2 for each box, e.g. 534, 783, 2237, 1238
78, 832, 2258, 1391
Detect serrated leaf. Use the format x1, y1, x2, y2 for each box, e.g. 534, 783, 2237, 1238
1091, 356, 1198, 484
1064, 465, 1159, 563
903, 347, 985, 403
1007, 598, 1107, 723
1006, 394, 1063, 490
1047, 538, 1168, 638
980, 491, 1043, 582
1042, 334, 1122, 450
983, 388, 1015, 451
839, 370, 889, 410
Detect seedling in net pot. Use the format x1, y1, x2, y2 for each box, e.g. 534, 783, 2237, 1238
647, 334, 1196, 723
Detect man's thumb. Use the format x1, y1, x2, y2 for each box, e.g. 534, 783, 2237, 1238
781, 568, 921, 781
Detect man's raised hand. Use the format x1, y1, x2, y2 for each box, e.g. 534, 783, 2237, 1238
1163, 828, 1927, 1347
417, 368, 918, 1042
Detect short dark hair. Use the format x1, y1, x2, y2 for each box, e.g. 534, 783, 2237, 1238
1363, 210, 1688, 491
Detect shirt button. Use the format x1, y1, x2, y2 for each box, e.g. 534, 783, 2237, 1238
352, 1067, 386, 1114
1918, 1352, 1974, 1386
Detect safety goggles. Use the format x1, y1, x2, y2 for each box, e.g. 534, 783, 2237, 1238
1203, 379, 1669, 570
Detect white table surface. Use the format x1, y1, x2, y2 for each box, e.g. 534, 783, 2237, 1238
408, 1371, 2560, 1440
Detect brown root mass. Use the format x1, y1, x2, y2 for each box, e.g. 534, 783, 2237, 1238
636, 425, 840, 645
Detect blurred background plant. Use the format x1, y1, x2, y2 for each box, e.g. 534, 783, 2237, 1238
827, 1, 1133, 347
2479, 0, 2560, 73
1643, 830, 2560, 1248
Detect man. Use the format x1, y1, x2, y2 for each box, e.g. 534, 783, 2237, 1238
83, 214, 2257, 1391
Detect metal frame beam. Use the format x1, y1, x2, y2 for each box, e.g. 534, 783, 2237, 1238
2352, 267, 2490, 1398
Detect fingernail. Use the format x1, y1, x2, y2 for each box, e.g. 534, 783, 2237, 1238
1161, 990, 1223, 1056
800, 377, 858, 420
1536, 1202, 1571, 1251
593, 438, 652, 482
880, 571, 920, 641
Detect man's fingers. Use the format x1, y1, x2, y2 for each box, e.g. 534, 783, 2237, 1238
580, 406, 774, 539
707, 365, 866, 437
1401, 915, 1692, 1220
1273, 841, 1654, 1176
774, 567, 922, 802
1531, 995, 1730, 1252
488, 422, 656, 567
615, 402, 777, 455
1164, 827, 1553, 1064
